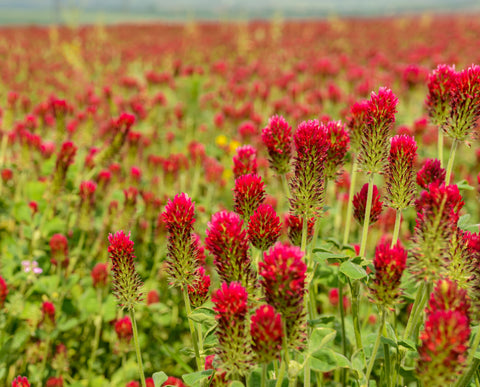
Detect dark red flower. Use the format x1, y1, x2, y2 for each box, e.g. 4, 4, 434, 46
285, 213, 315, 247
261, 115, 293, 175
346, 99, 369, 153
250, 304, 283, 363
247, 204, 282, 251
188, 266, 211, 308
353, 183, 383, 225
45, 377, 63, 387
233, 145, 257, 179
91, 263, 109, 288
12, 376, 30, 387
115, 316, 133, 342
416, 158, 446, 189
323, 120, 349, 181
233, 173, 266, 221
425, 64, 457, 126
0, 276, 8, 308
427, 278, 470, 319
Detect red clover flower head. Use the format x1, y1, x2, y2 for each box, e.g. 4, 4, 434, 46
323, 120, 349, 181
347, 99, 369, 153
49, 234, 69, 268
289, 119, 329, 219
385, 135, 418, 210
259, 242, 307, 349
91, 262, 109, 288
233, 173, 266, 221
41, 301, 56, 328
353, 183, 383, 225
416, 310, 470, 385
161, 193, 199, 287
205, 211, 255, 291
427, 278, 471, 318
285, 213, 315, 247
108, 231, 143, 310
445, 64, 480, 141
0, 276, 7, 308
416, 158, 446, 189
261, 115, 293, 175
358, 87, 398, 174
79, 180, 97, 206
115, 316, 133, 342
12, 376, 30, 387
187, 266, 211, 308
411, 183, 464, 283
250, 304, 283, 363
45, 377, 63, 387
370, 242, 407, 306
233, 145, 258, 179
247, 203, 282, 251
425, 64, 457, 126
212, 281, 251, 376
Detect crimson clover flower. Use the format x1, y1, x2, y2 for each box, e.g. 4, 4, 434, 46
52, 141, 77, 194
187, 266, 211, 308
115, 316, 133, 343
346, 99, 369, 154
353, 183, 383, 225
385, 135, 418, 210
247, 203, 282, 251
416, 278, 471, 386
233, 173, 266, 221
233, 145, 258, 179
289, 119, 329, 219
161, 193, 200, 287
251, 304, 283, 363
410, 183, 464, 283
0, 276, 7, 308
12, 376, 30, 387
45, 377, 63, 387
323, 120, 350, 181
370, 242, 407, 307
358, 87, 398, 174
285, 213, 315, 247
444, 64, 480, 142
79, 180, 97, 207
259, 242, 307, 349
205, 211, 256, 292
212, 282, 251, 376
91, 263, 109, 289
416, 158, 446, 190
425, 64, 457, 126
261, 115, 293, 175
50, 234, 69, 268
40, 301, 56, 330
108, 231, 143, 310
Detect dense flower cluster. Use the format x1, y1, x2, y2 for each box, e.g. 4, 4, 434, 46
187, 266, 211, 308
285, 213, 315, 247
232, 145, 258, 178
261, 115, 293, 175
108, 231, 143, 310
323, 120, 349, 181
250, 304, 283, 363
247, 203, 282, 251
353, 183, 383, 225
416, 158, 446, 189
233, 173, 266, 221
259, 242, 307, 349
425, 64, 457, 126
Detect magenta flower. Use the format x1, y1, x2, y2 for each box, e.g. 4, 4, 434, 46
358, 87, 398, 174
233, 145, 257, 179
370, 242, 407, 306
41, 301, 56, 328
323, 120, 350, 181
49, 234, 69, 268
187, 266, 211, 308
411, 183, 464, 283
52, 141, 77, 194
91, 263, 109, 289
161, 193, 200, 287
385, 135, 418, 210
205, 211, 256, 292
425, 64, 457, 126
233, 173, 266, 221
247, 204, 282, 251
261, 115, 293, 175
115, 316, 133, 343
289, 119, 329, 219
108, 231, 143, 310
259, 242, 307, 349
12, 376, 30, 387
445, 64, 480, 141
79, 180, 97, 207
251, 304, 283, 363
427, 278, 471, 318
212, 282, 250, 376
285, 213, 315, 247
346, 99, 369, 153
353, 183, 383, 225
416, 158, 446, 189
0, 276, 8, 308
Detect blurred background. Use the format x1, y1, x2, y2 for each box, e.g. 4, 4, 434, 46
0, 0, 479, 25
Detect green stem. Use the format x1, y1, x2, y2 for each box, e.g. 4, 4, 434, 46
281, 173, 291, 200
38, 335, 51, 386
339, 284, 347, 386
350, 280, 363, 351
342, 158, 358, 246
391, 210, 402, 247
383, 312, 391, 387
359, 174, 375, 259
276, 321, 290, 387
402, 281, 427, 341
445, 138, 458, 185
182, 285, 202, 370
130, 309, 147, 387
438, 129, 444, 166
365, 307, 385, 382
454, 359, 480, 387
468, 328, 480, 364
261, 363, 267, 387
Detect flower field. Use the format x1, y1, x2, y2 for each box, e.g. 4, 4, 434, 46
1, 14, 480, 387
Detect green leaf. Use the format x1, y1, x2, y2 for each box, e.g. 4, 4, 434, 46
230, 382, 245, 387
398, 338, 416, 351
380, 336, 397, 348
310, 349, 338, 372
333, 352, 352, 368
58, 317, 79, 332
310, 327, 336, 353
313, 251, 350, 264
456, 179, 474, 191
309, 315, 336, 327
152, 371, 168, 387
24, 181, 47, 201
13, 202, 31, 223
189, 307, 216, 325
339, 260, 367, 280
182, 369, 213, 386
